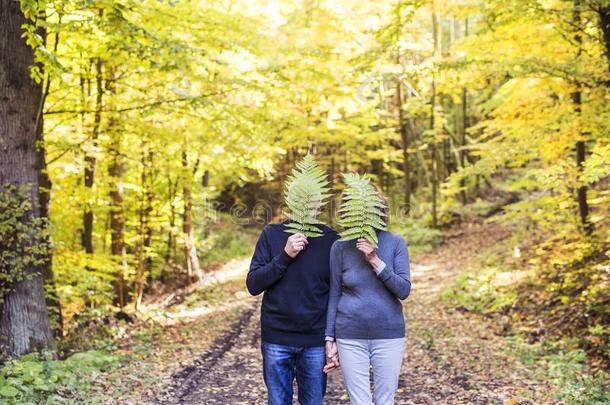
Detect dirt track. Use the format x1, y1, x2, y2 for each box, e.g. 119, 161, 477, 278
149, 223, 554, 404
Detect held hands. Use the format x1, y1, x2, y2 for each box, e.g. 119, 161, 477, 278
323, 341, 340, 374
284, 233, 308, 258
356, 238, 385, 272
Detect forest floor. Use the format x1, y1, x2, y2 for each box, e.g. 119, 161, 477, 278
128, 222, 559, 405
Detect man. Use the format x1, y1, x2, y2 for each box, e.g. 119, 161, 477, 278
247, 219, 340, 405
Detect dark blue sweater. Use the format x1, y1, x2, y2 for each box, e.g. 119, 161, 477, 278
247, 221, 339, 347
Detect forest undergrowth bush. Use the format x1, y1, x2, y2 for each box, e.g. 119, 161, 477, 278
506, 336, 609, 404
0, 350, 117, 404
390, 216, 443, 253
442, 209, 610, 401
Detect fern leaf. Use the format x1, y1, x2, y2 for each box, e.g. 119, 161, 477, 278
337, 173, 387, 247
283, 154, 330, 237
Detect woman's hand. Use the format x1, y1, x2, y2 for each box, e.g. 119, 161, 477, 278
323, 341, 340, 373
356, 238, 385, 273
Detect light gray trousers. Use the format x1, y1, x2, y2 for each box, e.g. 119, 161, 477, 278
336, 338, 405, 405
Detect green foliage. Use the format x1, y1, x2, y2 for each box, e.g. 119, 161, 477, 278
0, 184, 51, 301
337, 173, 387, 247
198, 216, 260, 268
390, 217, 443, 253
507, 336, 610, 404
0, 350, 117, 404
441, 269, 518, 314
53, 250, 121, 322
283, 154, 331, 237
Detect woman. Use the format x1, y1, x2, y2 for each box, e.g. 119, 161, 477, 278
324, 191, 411, 405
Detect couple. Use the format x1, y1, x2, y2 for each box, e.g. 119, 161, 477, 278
246, 191, 411, 405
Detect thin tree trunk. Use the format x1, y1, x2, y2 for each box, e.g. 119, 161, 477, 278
182, 144, 203, 283
328, 152, 336, 224
395, 67, 411, 213
82, 58, 104, 253
459, 18, 469, 205
135, 144, 154, 309
166, 170, 177, 265
597, 6, 610, 78
430, 6, 440, 228
0, 0, 55, 357
573, 0, 591, 234
106, 67, 128, 308
35, 13, 63, 338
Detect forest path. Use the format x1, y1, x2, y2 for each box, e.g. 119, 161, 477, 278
149, 223, 554, 404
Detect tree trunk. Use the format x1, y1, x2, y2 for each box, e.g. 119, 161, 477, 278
165, 170, 177, 265
597, 6, 610, 78
573, 0, 591, 234
430, 7, 440, 228
106, 68, 128, 307
0, 0, 55, 357
328, 152, 336, 225
459, 18, 469, 205
135, 144, 154, 309
395, 69, 411, 213
34, 12, 64, 339
182, 146, 203, 283
82, 58, 103, 254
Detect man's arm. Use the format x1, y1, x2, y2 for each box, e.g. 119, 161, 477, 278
246, 228, 307, 296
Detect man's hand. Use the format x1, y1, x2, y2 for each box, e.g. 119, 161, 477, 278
323, 341, 340, 374
284, 233, 308, 258
356, 238, 385, 272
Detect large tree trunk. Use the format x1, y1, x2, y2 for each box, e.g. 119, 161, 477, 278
0, 0, 55, 358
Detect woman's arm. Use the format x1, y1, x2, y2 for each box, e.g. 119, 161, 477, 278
325, 241, 343, 340
376, 236, 411, 300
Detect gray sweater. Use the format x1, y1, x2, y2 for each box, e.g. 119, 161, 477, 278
325, 231, 411, 340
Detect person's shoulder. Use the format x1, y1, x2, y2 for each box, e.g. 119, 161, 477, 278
263, 222, 288, 235
388, 231, 408, 248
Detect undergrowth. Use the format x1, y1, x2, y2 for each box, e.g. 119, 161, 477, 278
0, 351, 117, 404
442, 223, 610, 404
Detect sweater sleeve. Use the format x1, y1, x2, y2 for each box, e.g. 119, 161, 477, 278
325, 241, 342, 339
376, 235, 411, 300
246, 227, 293, 296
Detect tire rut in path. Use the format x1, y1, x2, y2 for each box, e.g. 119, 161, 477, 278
150, 295, 347, 404
151, 300, 260, 404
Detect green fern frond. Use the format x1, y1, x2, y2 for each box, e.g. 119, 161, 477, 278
283, 154, 330, 237
337, 173, 387, 247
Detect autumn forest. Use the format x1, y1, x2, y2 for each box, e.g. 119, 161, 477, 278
0, 0, 609, 403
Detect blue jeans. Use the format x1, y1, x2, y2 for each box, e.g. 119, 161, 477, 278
261, 342, 327, 405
